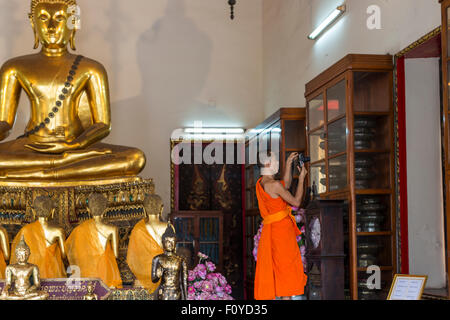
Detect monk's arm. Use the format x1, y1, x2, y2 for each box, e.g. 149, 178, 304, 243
72, 63, 111, 150
283, 152, 298, 189
274, 166, 308, 207
0, 228, 10, 261
0, 61, 21, 141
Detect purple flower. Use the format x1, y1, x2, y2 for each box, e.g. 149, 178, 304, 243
224, 284, 232, 294
201, 280, 214, 293
188, 286, 196, 294
199, 292, 211, 300
296, 235, 302, 242
194, 264, 207, 279
218, 274, 228, 287
187, 292, 195, 300
194, 281, 203, 289
206, 261, 216, 272
215, 285, 224, 293
188, 270, 196, 282
300, 245, 306, 255
300, 225, 306, 233
207, 273, 219, 284
198, 252, 209, 260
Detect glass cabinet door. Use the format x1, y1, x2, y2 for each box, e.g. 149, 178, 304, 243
308, 94, 325, 131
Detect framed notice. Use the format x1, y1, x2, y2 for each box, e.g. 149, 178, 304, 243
387, 274, 428, 300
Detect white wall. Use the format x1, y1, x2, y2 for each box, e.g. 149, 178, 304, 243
263, 0, 441, 115
405, 58, 446, 289
0, 0, 264, 214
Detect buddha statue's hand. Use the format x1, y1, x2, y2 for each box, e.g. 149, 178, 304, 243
25, 141, 81, 154
0, 121, 12, 141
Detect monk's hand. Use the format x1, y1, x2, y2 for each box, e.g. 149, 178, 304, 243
298, 165, 308, 180
25, 141, 80, 154
287, 152, 298, 164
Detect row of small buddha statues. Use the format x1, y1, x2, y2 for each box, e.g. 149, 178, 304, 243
0, 193, 188, 300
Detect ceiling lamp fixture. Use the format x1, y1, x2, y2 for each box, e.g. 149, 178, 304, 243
228, 0, 236, 20
308, 4, 346, 40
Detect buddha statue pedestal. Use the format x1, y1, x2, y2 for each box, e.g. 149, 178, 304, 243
0, 177, 155, 285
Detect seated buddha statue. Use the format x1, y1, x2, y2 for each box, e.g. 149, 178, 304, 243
1, 236, 48, 300
11, 196, 66, 279
0, 226, 10, 279
126, 194, 173, 292
65, 193, 122, 288
0, 0, 146, 181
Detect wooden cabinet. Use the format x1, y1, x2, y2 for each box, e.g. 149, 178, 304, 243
243, 108, 307, 299
171, 211, 224, 271
305, 199, 345, 300
440, 0, 450, 295
305, 54, 396, 300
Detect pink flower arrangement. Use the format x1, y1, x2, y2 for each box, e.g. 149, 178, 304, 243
187, 252, 234, 300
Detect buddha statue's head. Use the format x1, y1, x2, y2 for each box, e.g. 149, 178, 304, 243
143, 194, 164, 218
87, 193, 109, 218
161, 225, 177, 253
86, 282, 95, 294
29, 0, 78, 50
32, 195, 56, 219
15, 236, 31, 264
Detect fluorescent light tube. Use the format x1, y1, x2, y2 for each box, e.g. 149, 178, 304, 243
308, 5, 346, 40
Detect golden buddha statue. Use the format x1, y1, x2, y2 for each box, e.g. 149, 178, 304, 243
151, 226, 187, 300
65, 193, 122, 288
0, 0, 146, 182
0, 227, 10, 279
126, 194, 173, 292
1, 236, 48, 300
11, 196, 66, 279
83, 282, 98, 300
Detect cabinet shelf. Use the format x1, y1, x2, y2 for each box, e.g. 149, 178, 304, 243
354, 149, 390, 154
355, 189, 392, 195
357, 231, 392, 236
357, 266, 393, 272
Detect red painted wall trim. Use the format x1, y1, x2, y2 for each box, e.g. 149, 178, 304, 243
397, 56, 410, 274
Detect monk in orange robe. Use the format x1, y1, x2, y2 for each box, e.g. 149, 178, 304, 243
254, 152, 308, 300
11, 196, 66, 279
66, 193, 122, 288
0, 226, 9, 279
127, 194, 172, 292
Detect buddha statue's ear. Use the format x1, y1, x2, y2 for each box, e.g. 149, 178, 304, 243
69, 30, 77, 51
29, 13, 39, 50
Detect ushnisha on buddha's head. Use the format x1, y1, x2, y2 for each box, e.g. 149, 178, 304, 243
161, 226, 177, 253
143, 194, 164, 218
32, 195, 56, 220
15, 236, 31, 264
29, 0, 79, 50
87, 193, 109, 218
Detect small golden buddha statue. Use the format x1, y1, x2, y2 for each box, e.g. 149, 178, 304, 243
151, 226, 187, 300
1, 236, 48, 300
65, 193, 122, 288
127, 194, 173, 292
0, 0, 146, 182
0, 227, 10, 279
11, 196, 67, 279
83, 282, 98, 300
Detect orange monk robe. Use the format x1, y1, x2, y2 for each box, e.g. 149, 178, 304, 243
0, 249, 6, 279
254, 179, 307, 300
65, 219, 122, 288
11, 221, 66, 279
126, 219, 164, 292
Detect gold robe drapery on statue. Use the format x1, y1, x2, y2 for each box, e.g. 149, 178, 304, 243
11, 222, 66, 279
0, 250, 6, 279
126, 219, 164, 292
65, 219, 122, 288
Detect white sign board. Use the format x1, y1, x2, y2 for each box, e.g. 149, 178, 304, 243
387, 275, 427, 300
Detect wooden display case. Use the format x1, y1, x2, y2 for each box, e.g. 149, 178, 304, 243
171, 211, 224, 271
305, 54, 396, 300
440, 0, 450, 295
243, 108, 307, 299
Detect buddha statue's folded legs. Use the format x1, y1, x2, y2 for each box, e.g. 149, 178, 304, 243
0, 139, 146, 181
